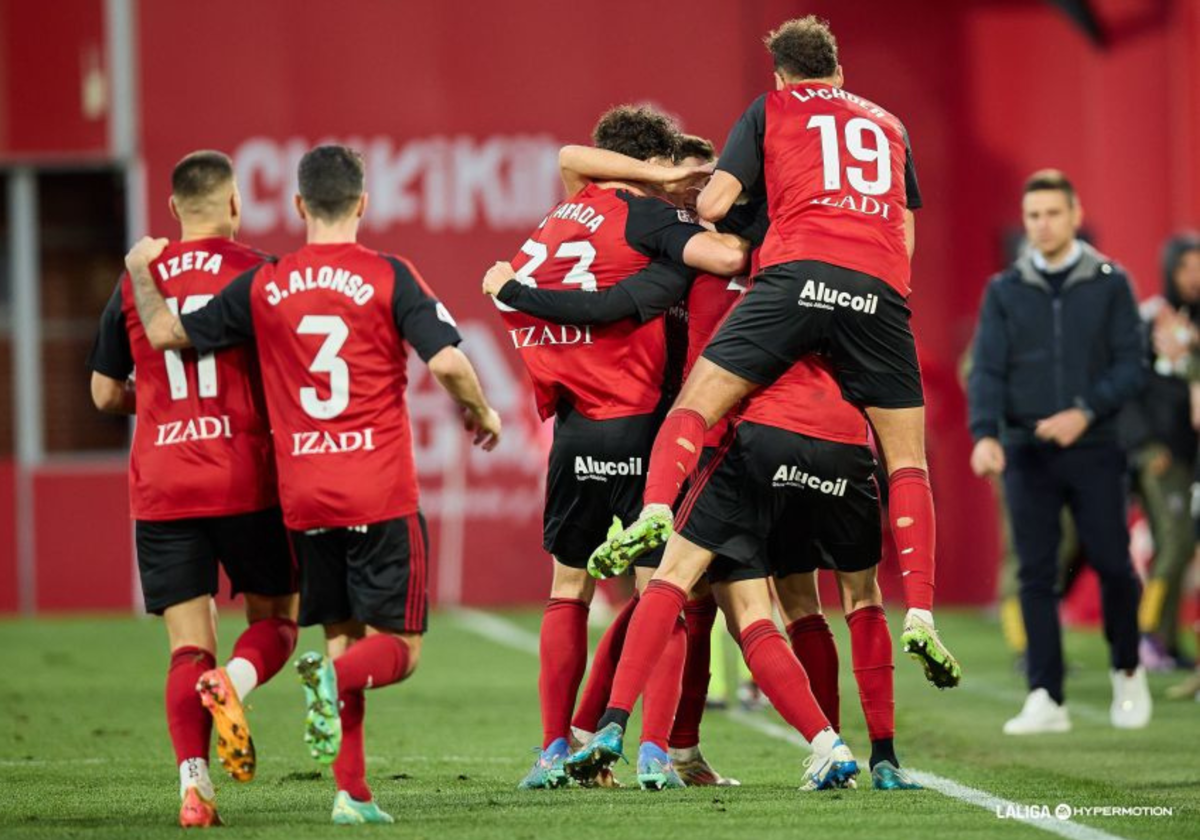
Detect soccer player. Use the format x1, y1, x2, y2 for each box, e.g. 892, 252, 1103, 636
122, 145, 502, 824
592, 16, 960, 689
491, 105, 749, 791
491, 133, 752, 787
87, 151, 299, 828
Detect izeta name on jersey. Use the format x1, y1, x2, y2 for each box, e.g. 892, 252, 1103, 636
264, 266, 376, 307
509, 324, 593, 349
772, 465, 848, 496
155, 415, 233, 447
291, 428, 377, 456
548, 201, 605, 233
156, 250, 224, 280
798, 280, 879, 314
575, 456, 643, 481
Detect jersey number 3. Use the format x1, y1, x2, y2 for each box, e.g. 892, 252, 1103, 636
298, 315, 350, 419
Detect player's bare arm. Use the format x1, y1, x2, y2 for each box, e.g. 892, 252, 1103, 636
125, 236, 192, 351
90, 371, 136, 415
905, 209, 916, 259
427, 346, 502, 451
695, 170, 744, 224
559, 145, 711, 197
682, 229, 750, 276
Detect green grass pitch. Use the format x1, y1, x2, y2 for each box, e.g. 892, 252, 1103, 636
0, 608, 1196, 839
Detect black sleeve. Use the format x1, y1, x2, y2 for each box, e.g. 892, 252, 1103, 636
86, 278, 134, 379
182, 268, 258, 354
623, 194, 708, 264
388, 257, 463, 362
902, 128, 922, 210
715, 94, 767, 192
496, 260, 694, 325
716, 195, 770, 249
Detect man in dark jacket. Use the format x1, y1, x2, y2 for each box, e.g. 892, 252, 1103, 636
1122, 233, 1200, 669
968, 169, 1150, 734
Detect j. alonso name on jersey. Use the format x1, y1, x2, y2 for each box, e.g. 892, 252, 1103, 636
575, 456, 643, 481
264, 266, 376, 307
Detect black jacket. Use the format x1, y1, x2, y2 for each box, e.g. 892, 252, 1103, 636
1119, 234, 1200, 465
968, 241, 1146, 447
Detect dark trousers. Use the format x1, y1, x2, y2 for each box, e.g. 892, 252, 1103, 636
1003, 442, 1141, 703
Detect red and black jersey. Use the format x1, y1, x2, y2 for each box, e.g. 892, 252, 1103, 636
687, 273, 748, 446
718, 83, 921, 296
739, 355, 869, 446
182, 243, 461, 532
87, 238, 278, 521
499, 183, 706, 421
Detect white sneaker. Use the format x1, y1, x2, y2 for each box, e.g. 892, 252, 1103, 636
1003, 688, 1071, 735
1110, 667, 1152, 729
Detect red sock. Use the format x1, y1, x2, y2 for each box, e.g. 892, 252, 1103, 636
231, 617, 298, 685
333, 689, 371, 802
608, 581, 687, 713
643, 409, 708, 507
739, 620, 830, 742
166, 646, 215, 764
847, 605, 895, 741
334, 634, 412, 693
539, 597, 589, 748
669, 596, 717, 749
888, 467, 936, 612
572, 596, 637, 733
786, 614, 840, 732
641, 617, 687, 750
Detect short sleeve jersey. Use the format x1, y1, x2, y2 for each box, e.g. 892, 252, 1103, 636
687, 273, 748, 446
86, 237, 277, 521
498, 183, 707, 421
182, 243, 461, 531
718, 84, 922, 296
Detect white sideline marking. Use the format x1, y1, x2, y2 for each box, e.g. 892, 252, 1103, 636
455, 609, 1132, 840
0, 758, 108, 767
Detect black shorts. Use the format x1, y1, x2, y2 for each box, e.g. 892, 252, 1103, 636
289, 513, 430, 633
677, 421, 882, 583
135, 507, 296, 615
544, 405, 664, 570
702, 260, 924, 409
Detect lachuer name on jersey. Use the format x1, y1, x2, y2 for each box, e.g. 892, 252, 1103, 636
548, 201, 605, 233
508, 324, 594, 349
772, 465, 848, 496
155, 415, 232, 446
156, 251, 224, 280
292, 428, 376, 456
790, 86, 886, 119
811, 193, 892, 219
264, 266, 376, 307
798, 279, 879, 314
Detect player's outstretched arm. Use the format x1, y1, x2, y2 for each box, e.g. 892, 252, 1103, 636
681, 230, 750, 277
90, 372, 135, 415
427, 346, 502, 451
559, 146, 711, 197
124, 236, 192, 351
695, 171, 744, 224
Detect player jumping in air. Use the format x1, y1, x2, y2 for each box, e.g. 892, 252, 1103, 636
123, 145, 502, 825
88, 151, 299, 827
590, 16, 961, 690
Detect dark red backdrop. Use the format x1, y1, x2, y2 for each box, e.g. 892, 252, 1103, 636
2, 0, 1198, 610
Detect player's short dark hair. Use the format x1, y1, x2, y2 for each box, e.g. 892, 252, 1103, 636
592, 105, 679, 162
764, 16, 839, 81
675, 134, 715, 164
297, 145, 365, 221
1023, 168, 1077, 207
171, 150, 234, 201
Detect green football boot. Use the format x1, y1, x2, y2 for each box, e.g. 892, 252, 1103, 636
901, 611, 962, 689
871, 761, 924, 790
331, 790, 395, 824
296, 651, 342, 765
588, 506, 674, 579
517, 738, 570, 790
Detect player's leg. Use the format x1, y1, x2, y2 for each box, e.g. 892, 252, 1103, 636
775, 572, 840, 732
136, 518, 224, 826
717, 577, 858, 791
571, 592, 637, 738
196, 508, 300, 782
